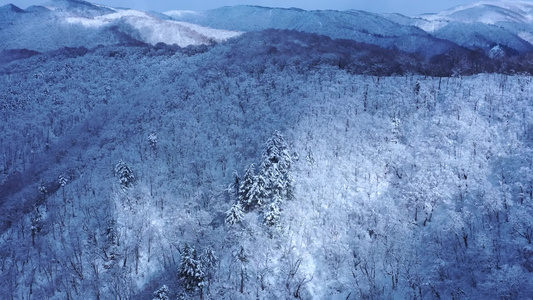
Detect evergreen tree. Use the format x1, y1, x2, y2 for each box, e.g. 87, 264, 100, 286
248, 172, 269, 207
263, 197, 281, 228
178, 244, 204, 292
148, 132, 157, 151
201, 249, 218, 294
225, 202, 245, 226
201, 249, 218, 270
152, 285, 170, 300
30, 208, 42, 246
259, 131, 293, 199
114, 160, 135, 188
58, 174, 68, 187
238, 163, 270, 209
238, 164, 256, 209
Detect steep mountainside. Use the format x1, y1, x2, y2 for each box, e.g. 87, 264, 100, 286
165, 6, 456, 57
1, 40, 532, 299
426, 1, 533, 24
4, 1, 533, 57
0, 0, 240, 52
400, 1, 533, 53
432, 22, 533, 53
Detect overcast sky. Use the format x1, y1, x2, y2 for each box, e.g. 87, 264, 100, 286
0, 0, 504, 15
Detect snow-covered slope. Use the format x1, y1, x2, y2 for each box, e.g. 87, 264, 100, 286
4, 0, 533, 57
1, 42, 533, 299
0, 0, 240, 52
63, 8, 241, 47
423, 1, 533, 24
167, 2, 533, 57
403, 1, 533, 53
432, 21, 533, 53
47, 0, 116, 17
165, 5, 456, 57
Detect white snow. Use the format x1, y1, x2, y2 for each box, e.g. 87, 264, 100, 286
163, 10, 198, 18
518, 30, 533, 43
63, 9, 241, 46
418, 0, 533, 25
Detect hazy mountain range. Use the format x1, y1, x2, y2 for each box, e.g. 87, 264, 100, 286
2, 0, 533, 56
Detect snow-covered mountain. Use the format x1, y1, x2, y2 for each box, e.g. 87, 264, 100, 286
3, 0, 533, 57
386, 1, 533, 53
431, 21, 533, 53
165, 5, 457, 57
165, 2, 533, 56
421, 1, 533, 24
0, 0, 240, 52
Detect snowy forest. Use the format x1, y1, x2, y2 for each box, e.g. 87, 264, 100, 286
1, 1, 533, 299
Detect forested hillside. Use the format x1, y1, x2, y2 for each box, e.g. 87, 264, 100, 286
1, 1, 533, 300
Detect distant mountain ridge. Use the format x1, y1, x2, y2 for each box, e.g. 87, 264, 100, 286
387, 1, 533, 54
2, 0, 533, 58
164, 5, 457, 57
422, 1, 533, 24
165, 1, 533, 56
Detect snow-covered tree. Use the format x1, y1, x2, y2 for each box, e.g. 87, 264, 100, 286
201, 249, 218, 295
236, 246, 249, 294
58, 174, 69, 201
225, 202, 244, 226
148, 132, 157, 151
235, 163, 270, 210
38, 181, 47, 195
263, 198, 281, 228
30, 208, 42, 246
259, 131, 293, 199
249, 172, 270, 207
232, 133, 293, 216
114, 160, 135, 188
238, 164, 257, 209
201, 248, 218, 271
152, 285, 170, 300
58, 174, 69, 187
178, 244, 204, 292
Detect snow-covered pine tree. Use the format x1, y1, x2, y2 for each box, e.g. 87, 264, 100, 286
237, 163, 269, 209
248, 172, 269, 207
58, 174, 68, 201
178, 244, 204, 292
152, 285, 170, 300
58, 174, 68, 187
259, 131, 293, 199
201, 249, 218, 295
201, 248, 217, 270
263, 197, 281, 228
38, 181, 47, 195
414, 80, 421, 95
238, 164, 256, 209
148, 132, 157, 151
30, 208, 42, 246
114, 160, 135, 188
225, 202, 244, 226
